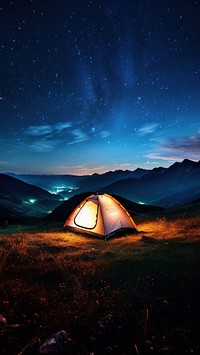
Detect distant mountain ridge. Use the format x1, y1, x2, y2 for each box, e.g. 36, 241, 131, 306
1, 159, 200, 224
101, 159, 200, 207
6, 167, 150, 199
6, 173, 86, 197
77, 168, 150, 192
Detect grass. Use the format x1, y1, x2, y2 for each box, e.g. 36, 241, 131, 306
0, 216, 200, 354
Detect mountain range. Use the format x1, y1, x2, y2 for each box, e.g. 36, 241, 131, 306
1, 159, 200, 225
102, 159, 200, 207
7, 159, 200, 204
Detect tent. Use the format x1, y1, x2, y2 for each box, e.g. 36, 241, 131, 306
63, 193, 137, 239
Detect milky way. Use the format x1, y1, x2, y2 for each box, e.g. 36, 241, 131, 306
1, 0, 200, 174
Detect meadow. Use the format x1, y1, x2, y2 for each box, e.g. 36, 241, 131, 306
0, 216, 199, 354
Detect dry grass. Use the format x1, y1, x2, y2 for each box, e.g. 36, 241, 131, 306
139, 216, 200, 241
0, 216, 199, 354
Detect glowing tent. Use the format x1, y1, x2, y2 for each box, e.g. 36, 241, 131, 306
63, 193, 137, 239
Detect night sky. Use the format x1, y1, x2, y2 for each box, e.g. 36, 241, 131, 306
1, 0, 200, 175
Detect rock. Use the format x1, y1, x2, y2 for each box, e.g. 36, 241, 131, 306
39, 330, 71, 354
0, 314, 7, 327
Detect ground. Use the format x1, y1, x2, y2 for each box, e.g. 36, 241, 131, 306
0, 216, 199, 354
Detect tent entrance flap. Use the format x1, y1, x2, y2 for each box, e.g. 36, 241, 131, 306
74, 200, 98, 230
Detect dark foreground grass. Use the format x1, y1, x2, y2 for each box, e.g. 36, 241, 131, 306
0, 217, 199, 354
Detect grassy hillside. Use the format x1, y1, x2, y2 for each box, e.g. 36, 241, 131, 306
0, 216, 199, 354
0, 174, 61, 222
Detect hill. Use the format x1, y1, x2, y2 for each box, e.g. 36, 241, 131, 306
46, 192, 164, 223
0, 174, 61, 224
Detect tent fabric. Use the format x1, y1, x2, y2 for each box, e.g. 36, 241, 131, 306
63, 193, 137, 239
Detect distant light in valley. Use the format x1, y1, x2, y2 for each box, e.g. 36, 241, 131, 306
29, 199, 37, 204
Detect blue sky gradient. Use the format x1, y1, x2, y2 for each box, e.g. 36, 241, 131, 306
1, 0, 200, 174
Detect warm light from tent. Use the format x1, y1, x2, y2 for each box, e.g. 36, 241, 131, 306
75, 201, 98, 229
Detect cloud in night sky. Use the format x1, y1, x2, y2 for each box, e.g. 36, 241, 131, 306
147, 132, 200, 162
30, 138, 58, 153
100, 130, 110, 139
68, 128, 89, 145
56, 122, 72, 131
24, 122, 111, 152
25, 122, 72, 137
138, 123, 159, 136
25, 125, 54, 136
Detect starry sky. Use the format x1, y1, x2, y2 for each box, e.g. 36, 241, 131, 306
1, 0, 200, 175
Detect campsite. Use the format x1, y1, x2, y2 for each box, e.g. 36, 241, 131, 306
0, 207, 199, 354
1, 0, 200, 352
0, 162, 200, 353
